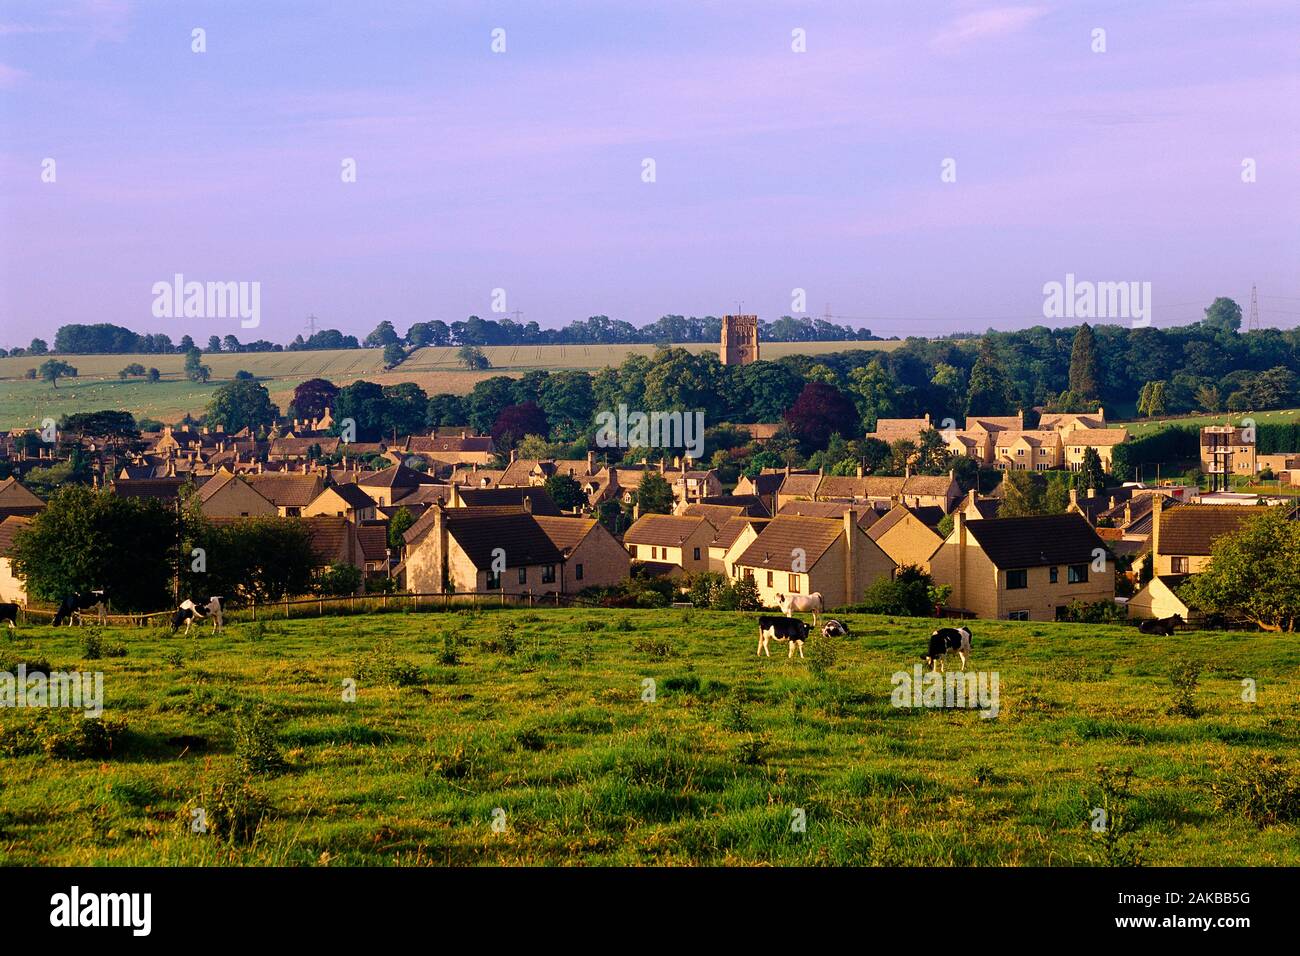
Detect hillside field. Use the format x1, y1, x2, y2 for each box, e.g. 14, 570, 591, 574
1, 608, 1296, 866
0, 341, 902, 429
1116, 408, 1300, 438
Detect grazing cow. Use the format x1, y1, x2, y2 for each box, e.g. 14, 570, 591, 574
205, 596, 225, 633
52, 590, 106, 627
821, 618, 851, 638
171, 599, 206, 635
1138, 614, 1184, 636
776, 592, 824, 626
0, 602, 17, 631
925, 625, 972, 672
757, 615, 812, 658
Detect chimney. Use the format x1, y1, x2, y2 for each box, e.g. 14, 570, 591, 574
460, 430, 467, 439
924, 413, 931, 426
1069, 487, 1078, 509
1086, 486, 1096, 499
856, 463, 864, 478
843, 507, 855, 606
1097, 406, 1105, 421
449, 483, 460, 508
904, 462, 911, 479
953, 509, 967, 611
587, 450, 596, 473
522, 494, 532, 514
1151, 493, 1164, 565
510, 448, 517, 464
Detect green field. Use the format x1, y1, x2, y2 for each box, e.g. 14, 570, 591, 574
0, 341, 902, 429
1116, 408, 1300, 438
1, 608, 1296, 866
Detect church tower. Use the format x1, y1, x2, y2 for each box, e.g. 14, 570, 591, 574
720, 314, 759, 366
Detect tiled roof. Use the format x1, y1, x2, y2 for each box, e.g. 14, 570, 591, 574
355, 522, 390, 562
406, 435, 495, 454
456, 486, 560, 515
246, 473, 325, 508
445, 510, 564, 569
533, 515, 596, 553
681, 503, 744, 527
357, 462, 430, 489
1063, 429, 1128, 447
964, 513, 1108, 569
112, 477, 187, 500
697, 494, 771, 517
301, 516, 356, 565
0, 515, 31, 557
710, 515, 767, 550
0, 478, 44, 507
734, 515, 844, 573
1159, 505, 1275, 556
325, 483, 378, 509
623, 513, 711, 547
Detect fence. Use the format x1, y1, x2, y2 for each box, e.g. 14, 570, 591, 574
17, 590, 595, 628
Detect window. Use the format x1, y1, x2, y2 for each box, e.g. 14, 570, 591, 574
1171, 556, 1189, 574
650, 546, 657, 559
518, 567, 528, 585
1067, 564, 1088, 584
1055, 605, 1069, 621
693, 547, 701, 561
1008, 610, 1030, 621
487, 570, 501, 590
1049, 566, 1059, 584
744, 569, 754, 582
1006, 569, 1028, 590
575, 563, 584, 581
766, 571, 773, 587
628, 545, 637, 558
542, 565, 556, 584
788, 574, 801, 593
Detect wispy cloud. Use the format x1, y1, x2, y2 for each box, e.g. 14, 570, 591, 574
932, 6, 1047, 52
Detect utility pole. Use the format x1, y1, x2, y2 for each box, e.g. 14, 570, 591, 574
1248, 283, 1260, 332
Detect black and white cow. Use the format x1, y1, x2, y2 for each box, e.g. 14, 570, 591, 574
925, 625, 972, 672
757, 615, 811, 659
1138, 614, 1183, 636
52, 590, 106, 627
171, 599, 206, 635
821, 618, 851, 638
0, 602, 18, 631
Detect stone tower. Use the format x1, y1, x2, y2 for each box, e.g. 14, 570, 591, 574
720, 314, 759, 366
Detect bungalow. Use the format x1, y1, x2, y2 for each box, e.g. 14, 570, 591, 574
622, 513, 716, 575
0, 514, 30, 604
196, 469, 278, 518
1151, 497, 1274, 576
731, 512, 895, 608
532, 515, 630, 591
1127, 574, 1194, 622
304, 482, 378, 522
401, 504, 565, 594
0, 477, 44, 519
928, 512, 1115, 621
245, 473, 325, 517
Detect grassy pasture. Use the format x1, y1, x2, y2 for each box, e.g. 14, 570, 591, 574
0, 341, 902, 429
1117, 408, 1300, 438
1, 609, 1296, 866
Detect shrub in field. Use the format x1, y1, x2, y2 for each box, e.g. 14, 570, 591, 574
662, 674, 702, 695
806, 636, 840, 677
614, 615, 635, 632
1060, 600, 1127, 625
184, 770, 270, 846
717, 691, 755, 732
1167, 659, 1202, 717
1087, 766, 1145, 867
81, 629, 127, 661
632, 636, 673, 659
1211, 756, 1300, 826
734, 734, 768, 766
232, 705, 286, 777
481, 621, 519, 655
0, 714, 128, 759
439, 632, 460, 666
513, 728, 546, 752
352, 643, 423, 687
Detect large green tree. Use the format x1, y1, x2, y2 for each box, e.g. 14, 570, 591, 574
11, 485, 180, 611
636, 472, 675, 515
1068, 322, 1099, 399
206, 379, 279, 432
966, 338, 1017, 416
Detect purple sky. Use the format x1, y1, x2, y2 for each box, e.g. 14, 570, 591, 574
2, 0, 1298, 345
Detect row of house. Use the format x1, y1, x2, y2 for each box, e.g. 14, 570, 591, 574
867, 409, 1130, 472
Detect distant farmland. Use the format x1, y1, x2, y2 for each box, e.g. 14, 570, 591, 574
0, 341, 903, 429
